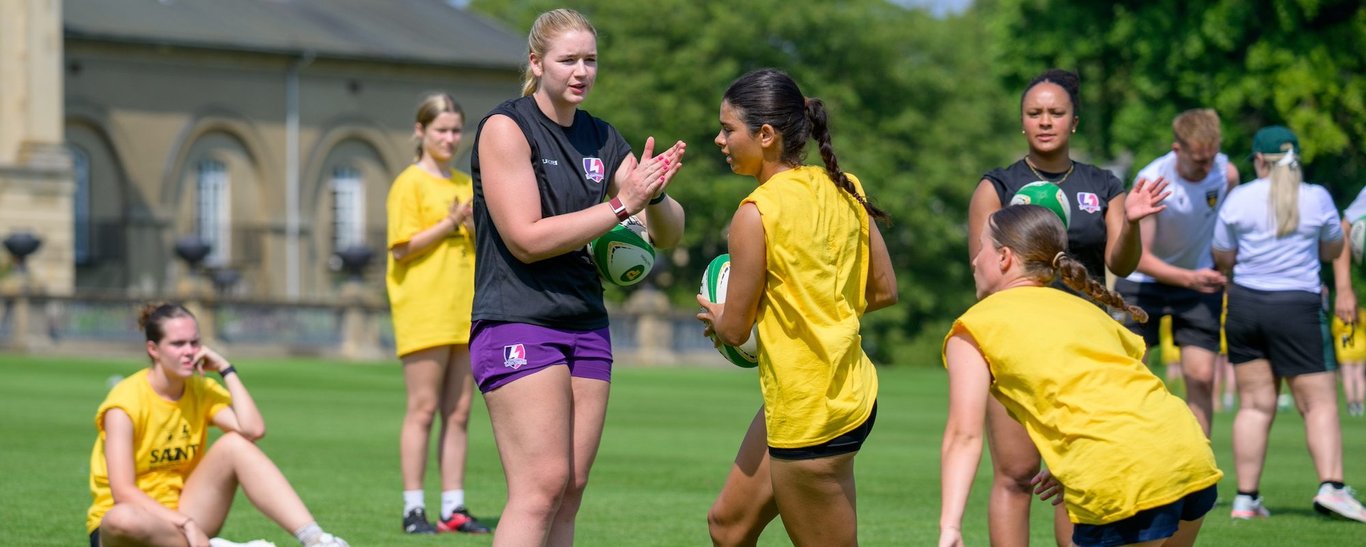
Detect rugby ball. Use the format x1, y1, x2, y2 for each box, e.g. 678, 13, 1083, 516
699, 254, 759, 368
589, 216, 655, 287
1351, 215, 1366, 265
1009, 181, 1072, 229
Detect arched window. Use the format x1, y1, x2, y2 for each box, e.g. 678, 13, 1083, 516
196, 159, 231, 266
331, 165, 365, 252
70, 146, 91, 265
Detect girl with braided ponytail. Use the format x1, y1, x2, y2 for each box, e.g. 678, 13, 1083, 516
940, 205, 1221, 547
696, 68, 897, 546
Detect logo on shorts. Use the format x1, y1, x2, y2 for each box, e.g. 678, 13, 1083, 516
1076, 192, 1101, 214
503, 344, 528, 369
582, 157, 606, 183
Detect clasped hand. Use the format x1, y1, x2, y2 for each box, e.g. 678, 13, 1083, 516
618, 136, 686, 214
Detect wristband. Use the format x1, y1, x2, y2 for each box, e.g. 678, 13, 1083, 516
608, 197, 630, 222
218, 366, 237, 378
648, 192, 668, 205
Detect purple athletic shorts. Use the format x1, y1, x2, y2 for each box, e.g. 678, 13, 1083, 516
469, 320, 613, 393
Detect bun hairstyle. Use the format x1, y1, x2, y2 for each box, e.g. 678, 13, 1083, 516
138, 303, 195, 343
413, 92, 463, 160
522, 9, 597, 97
1021, 68, 1081, 116
722, 68, 890, 222
988, 205, 1147, 323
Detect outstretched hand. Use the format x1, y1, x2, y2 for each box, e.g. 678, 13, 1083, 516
1126, 177, 1171, 222
619, 137, 686, 213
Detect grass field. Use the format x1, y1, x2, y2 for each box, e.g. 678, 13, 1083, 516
1, 354, 1363, 546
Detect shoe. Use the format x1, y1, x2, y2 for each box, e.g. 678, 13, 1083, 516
306, 533, 348, 547
403, 507, 437, 534
1350, 402, 1365, 417
209, 540, 276, 547
1277, 393, 1293, 411
437, 506, 492, 534
1231, 494, 1270, 519
1222, 393, 1236, 411
1313, 484, 1366, 522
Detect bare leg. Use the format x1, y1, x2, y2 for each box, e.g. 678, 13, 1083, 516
1344, 363, 1365, 408
1232, 360, 1278, 492
486, 366, 573, 547
769, 451, 858, 547
985, 396, 1052, 547
546, 377, 611, 547
179, 432, 316, 535
1158, 516, 1205, 547
401, 346, 451, 492
1179, 346, 1217, 436
709, 408, 779, 547
96, 504, 188, 547
1286, 372, 1344, 482
438, 344, 475, 493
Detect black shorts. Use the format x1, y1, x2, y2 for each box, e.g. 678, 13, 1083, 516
1072, 484, 1217, 547
89, 530, 99, 547
1225, 284, 1336, 376
1114, 279, 1222, 352
768, 402, 876, 461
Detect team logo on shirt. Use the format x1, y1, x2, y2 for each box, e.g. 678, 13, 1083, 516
582, 157, 606, 183
503, 344, 528, 369
1076, 192, 1102, 214
1205, 190, 1219, 209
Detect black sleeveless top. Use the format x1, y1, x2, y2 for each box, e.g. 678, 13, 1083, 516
984, 159, 1125, 280
470, 96, 632, 329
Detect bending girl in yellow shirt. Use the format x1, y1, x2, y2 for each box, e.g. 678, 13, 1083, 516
696, 68, 898, 547
940, 206, 1221, 547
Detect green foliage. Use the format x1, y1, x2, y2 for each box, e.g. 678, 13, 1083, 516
469, 0, 1020, 362
985, 0, 1366, 200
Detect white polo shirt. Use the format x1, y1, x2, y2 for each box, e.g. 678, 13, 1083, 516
1212, 178, 1341, 293
1125, 151, 1231, 283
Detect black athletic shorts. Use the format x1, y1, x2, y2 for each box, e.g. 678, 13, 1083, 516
1225, 284, 1336, 376
89, 530, 99, 547
1114, 279, 1222, 352
769, 402, 876, 461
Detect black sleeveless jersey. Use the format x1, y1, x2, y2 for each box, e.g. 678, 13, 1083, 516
470, 96, 632, 329
984, 159, 1126, 280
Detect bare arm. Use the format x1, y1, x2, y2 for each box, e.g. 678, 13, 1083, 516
197, 347, 264, 441
1133, 211, 1226, 292
967, 180, 1001, 261
939, 332, 993, 546
1333, 218, 1358, 323
104, 409, 211, 545
1107, 177, 1172, 277
1213, 248, 1236, 276
391, 199, 471, 263
865, 219, 898, 312
697, 202, 766, 348
479, 116, 681, 263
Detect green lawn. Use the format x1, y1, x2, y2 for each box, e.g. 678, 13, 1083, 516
1, 354, 1363, 546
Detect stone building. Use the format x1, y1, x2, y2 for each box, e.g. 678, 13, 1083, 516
3, 0, 525, 299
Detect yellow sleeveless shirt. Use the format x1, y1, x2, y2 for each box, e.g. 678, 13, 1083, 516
742, 166, 878, 448
945, 286, 1221, 524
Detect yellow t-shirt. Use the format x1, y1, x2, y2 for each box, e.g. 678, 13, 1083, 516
742, 165, 878, 448
1332, 308, 1366, 363
386, 165, 476, 356
87, 369, 232, 533
944, 287, 1222, 525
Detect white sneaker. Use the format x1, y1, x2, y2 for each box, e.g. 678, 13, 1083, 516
209, 539, 276, 547
1313, 484, 1366, 522
304, 533, 350, 547
1231, 494, 1270, 519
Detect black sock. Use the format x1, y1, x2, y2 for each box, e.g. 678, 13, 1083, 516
1238, 490, 1260, 499
1322, 480, 1346, 490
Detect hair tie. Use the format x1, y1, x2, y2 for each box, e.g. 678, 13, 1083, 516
1275, 149, 1298, 168
1052, 252, 1065, 269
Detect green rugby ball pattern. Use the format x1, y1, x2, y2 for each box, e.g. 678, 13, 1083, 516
699, 253, 759, 368
590, 216, 655, 287
1009, 181, 1072, 229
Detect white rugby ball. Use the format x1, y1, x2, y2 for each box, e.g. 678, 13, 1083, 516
589, 215, 655, 287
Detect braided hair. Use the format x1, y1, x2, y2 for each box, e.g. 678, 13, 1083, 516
722, 68, 889, 222
988, 205, 1147, 323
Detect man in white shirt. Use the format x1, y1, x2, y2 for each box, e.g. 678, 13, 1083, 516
1115, 108, 1240, 437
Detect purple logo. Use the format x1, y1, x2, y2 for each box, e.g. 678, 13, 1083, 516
582, 157, 606, 183
1076, 192, 1101, 214
503, 344, 528, 369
